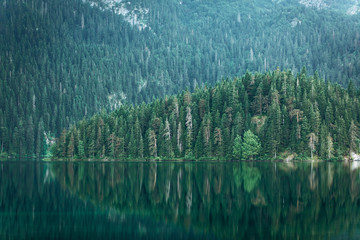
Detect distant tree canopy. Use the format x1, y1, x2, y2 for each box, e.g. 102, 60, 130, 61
1, 0, 360, 157
54, 70, 360, 160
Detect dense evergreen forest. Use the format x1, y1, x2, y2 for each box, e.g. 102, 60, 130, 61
54, 70, 360, 160
1, 0, 360, 157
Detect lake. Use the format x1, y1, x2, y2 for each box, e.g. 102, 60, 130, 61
1, 160, 360, 239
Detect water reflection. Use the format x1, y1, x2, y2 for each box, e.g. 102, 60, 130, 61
1, 161, 360, 239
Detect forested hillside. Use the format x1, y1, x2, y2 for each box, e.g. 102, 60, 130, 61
1, 0, 360, 157
53, 69, 360, 160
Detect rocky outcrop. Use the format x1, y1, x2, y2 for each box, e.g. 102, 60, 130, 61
351, 152, 360, 161
86, 0, 149, 30
299, 0, 328, 10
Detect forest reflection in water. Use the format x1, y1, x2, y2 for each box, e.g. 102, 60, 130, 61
1, 160, 360, 239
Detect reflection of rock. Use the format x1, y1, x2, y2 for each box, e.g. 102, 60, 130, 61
290, 201, 303, 214
351, 161, 360, 171
251, 190, 266, 206
280, 162, 296, 172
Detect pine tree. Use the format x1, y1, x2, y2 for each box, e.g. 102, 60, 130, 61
35, 119, 45, 158
319, 124, 328, 159
267, 93, 281, 158
325, 103, 334, 126
177, 122, 183, 155
311, 105, 321, 135
348, 79, 356, 98
185, 106, 193, 156
115, 137, 125, 158
67, 133, 75, 159
232, 135, 242, 159
327, 134, 334, 159
107, 133, 116, 158
233, 112, 244, 138
163, 118, 173, 157
213, 127, 223, 157
128, 128, 137, 158
194, 126, 204, 158
26, 117, 34, 155
139, 134, 144, 158
349, 120, 359, 155
78, 140, 85, 159
203, 114, 212, 156
58, 129, 67, 158
148, 129, 157, 158
308, 132, 318, 159
88, 128, 96, 158
253, 82, 265, 115
96, 118, 104, 156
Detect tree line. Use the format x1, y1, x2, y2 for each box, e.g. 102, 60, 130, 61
53, 69, 360, 160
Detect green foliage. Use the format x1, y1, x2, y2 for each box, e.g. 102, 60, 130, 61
242, 164, 261, 193
233, 166, 242, 188
2, 0, 360, 157
53, 70, 360, 160
232, 163, 261, 192
232, 135, 242, 159
241, 130, 262, 160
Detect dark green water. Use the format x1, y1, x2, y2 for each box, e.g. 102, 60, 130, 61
1, 160, 360, 239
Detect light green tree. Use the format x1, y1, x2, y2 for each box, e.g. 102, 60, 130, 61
241, 130, 261, 160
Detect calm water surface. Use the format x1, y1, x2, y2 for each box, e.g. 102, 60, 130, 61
1, 160, 360, 239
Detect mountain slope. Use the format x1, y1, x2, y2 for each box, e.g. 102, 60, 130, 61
1, 0, 360, 157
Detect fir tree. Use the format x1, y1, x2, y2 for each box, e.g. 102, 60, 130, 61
232, 135, 242, 160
